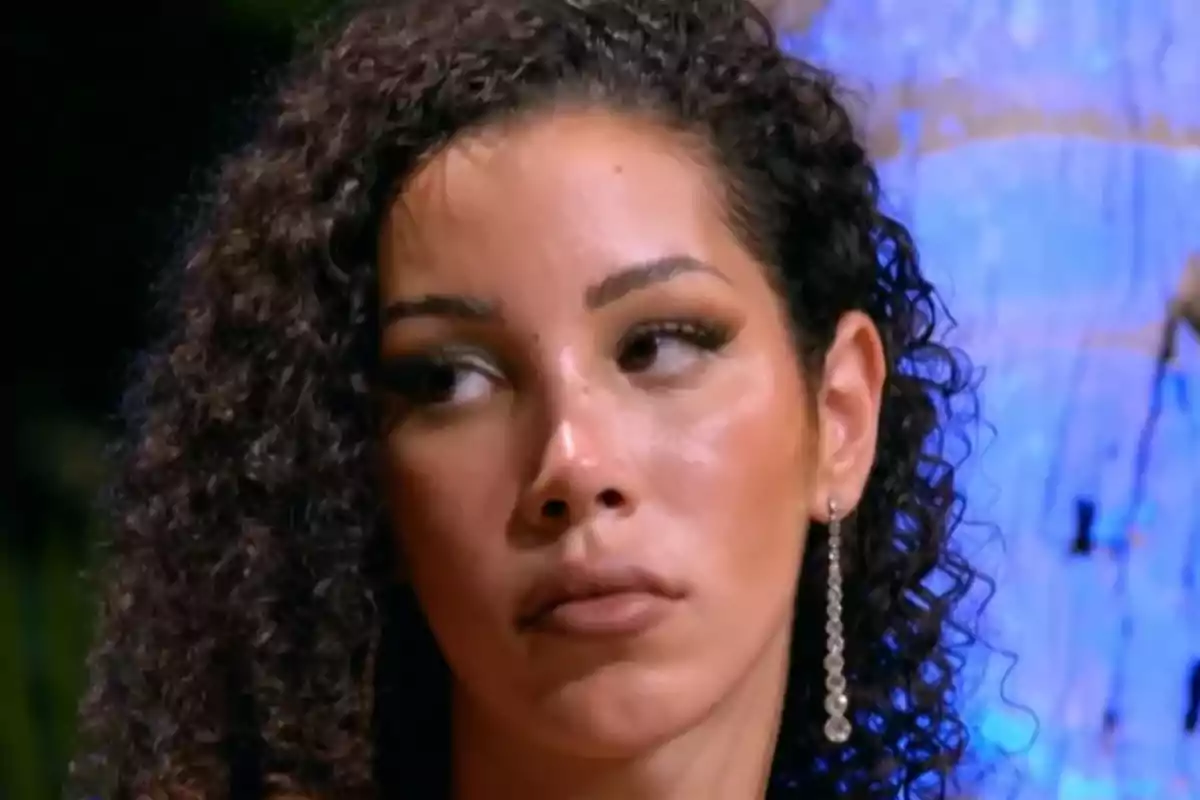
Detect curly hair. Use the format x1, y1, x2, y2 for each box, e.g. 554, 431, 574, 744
72, 0, 984, 797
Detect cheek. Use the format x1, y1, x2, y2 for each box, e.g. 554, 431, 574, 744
381, 431, 519, 651
646, 351, 811, 595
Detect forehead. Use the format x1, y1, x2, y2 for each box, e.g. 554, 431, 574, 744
378, 108, 745, 298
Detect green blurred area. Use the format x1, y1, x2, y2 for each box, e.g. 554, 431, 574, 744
219, 0, 340, 29
3, 402, 106, 800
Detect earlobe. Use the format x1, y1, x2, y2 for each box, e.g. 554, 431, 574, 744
810, 311, 886, 516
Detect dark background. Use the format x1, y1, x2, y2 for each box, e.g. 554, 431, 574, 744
4, 4, 327, 796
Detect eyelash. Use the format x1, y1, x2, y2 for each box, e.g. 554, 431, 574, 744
619, 318, 733, 355
374, 348, 494, 405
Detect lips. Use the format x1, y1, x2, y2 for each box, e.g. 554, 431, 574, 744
517, 559, 685, 636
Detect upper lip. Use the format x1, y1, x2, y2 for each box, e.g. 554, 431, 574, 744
517, 559, 686, 628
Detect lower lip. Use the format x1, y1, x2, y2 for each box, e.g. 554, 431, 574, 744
535, 592, 673, 637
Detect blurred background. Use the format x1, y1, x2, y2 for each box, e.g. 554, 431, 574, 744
2, 1, 1198, 798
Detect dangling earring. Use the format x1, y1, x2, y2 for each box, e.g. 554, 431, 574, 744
823, 498, 852, 744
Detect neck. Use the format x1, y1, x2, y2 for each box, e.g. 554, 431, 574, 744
450, 628, 790, 800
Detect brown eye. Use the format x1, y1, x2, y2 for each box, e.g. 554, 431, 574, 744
616, 320, 733, 378
618, 331, 662, 373
377, 351, 499, 409
405, 362, 461, 405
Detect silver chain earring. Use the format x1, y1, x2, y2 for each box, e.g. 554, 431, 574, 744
823, 499, 852, 744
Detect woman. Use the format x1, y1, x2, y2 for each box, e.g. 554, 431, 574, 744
73, 0, 983, 797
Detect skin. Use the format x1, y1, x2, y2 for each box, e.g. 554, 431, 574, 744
377, 106, 886, 800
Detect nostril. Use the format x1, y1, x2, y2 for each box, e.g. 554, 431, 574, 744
597, 488, 624, 509
538, 491, 625, 521
541, 498, 568, 519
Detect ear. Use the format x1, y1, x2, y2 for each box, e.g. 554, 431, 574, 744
809, 311, 886, 519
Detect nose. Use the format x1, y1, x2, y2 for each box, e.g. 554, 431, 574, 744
518, 397, 637, 532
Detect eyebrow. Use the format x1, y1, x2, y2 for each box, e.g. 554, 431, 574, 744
382, 294, 497, 326
584, 255, 728, 310
381, 254, 727, 327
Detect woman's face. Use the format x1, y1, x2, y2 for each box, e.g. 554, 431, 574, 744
377, 107, 882, 757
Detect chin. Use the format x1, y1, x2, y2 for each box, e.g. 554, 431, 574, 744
530, 660, 721, 758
